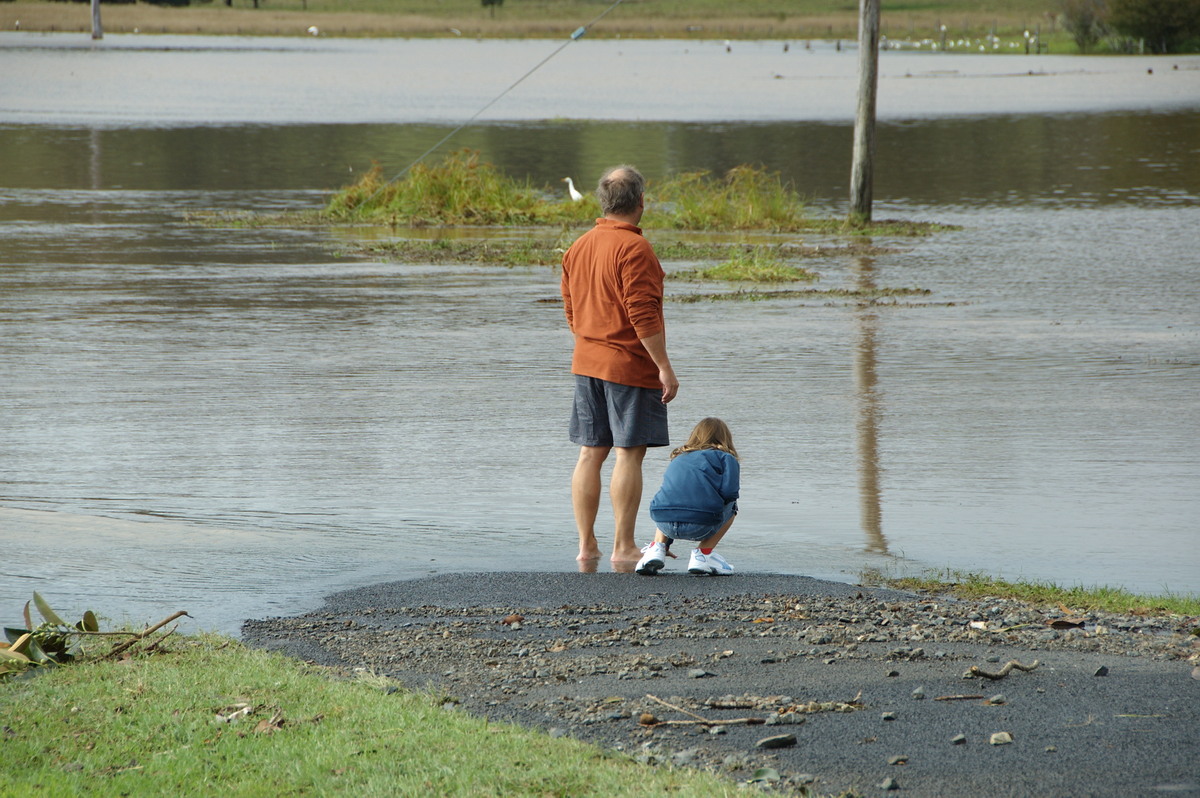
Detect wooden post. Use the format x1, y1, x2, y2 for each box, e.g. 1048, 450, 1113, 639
849, 0, 880, 225
90, 0, 102, 40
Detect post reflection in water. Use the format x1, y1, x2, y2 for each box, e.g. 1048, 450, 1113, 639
851, 256, 886, 554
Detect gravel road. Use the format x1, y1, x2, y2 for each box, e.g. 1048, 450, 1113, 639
242, 572, 1200, 797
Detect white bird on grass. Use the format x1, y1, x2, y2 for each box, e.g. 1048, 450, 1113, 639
562, 177, 584, 202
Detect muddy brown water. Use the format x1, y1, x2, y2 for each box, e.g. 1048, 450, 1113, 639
1, 35, 1197, 633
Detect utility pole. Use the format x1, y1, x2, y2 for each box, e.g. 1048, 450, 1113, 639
849, 0, 880, 225
91, 0, 103, 40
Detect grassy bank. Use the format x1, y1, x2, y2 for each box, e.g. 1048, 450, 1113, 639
862, 568, 1200, 617
3, 0, 1063, 41
5, 577, 1194, 796
1, 633, 738, 797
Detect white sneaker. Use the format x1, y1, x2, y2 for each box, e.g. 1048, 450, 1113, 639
688, 549, 733, 576
636, 542, 667, 575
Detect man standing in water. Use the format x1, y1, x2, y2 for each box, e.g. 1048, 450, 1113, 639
561, 165, 679, 567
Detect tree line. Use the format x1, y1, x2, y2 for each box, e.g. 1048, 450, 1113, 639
1063, 0, 1200, 53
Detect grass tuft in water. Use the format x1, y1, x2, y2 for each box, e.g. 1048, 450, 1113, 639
861, 568, 1200, 617
673, 246, 819, 282
654, 166, 807, 232
324, 152, 951, 236
326, 150, 597, 226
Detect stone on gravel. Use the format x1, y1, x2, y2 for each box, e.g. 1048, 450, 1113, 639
756, 733, 797, 749
990, 731, 1014, 745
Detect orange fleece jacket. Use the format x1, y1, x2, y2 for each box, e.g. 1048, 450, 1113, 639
561, 218, 665, 390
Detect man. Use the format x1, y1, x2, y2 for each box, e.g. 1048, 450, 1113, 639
561, 165, 679, 566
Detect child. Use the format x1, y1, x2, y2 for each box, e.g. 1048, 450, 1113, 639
636, 417, 740, 576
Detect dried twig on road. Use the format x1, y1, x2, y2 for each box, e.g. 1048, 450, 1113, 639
643, 694, 765, 727
965, 659, 1040, 680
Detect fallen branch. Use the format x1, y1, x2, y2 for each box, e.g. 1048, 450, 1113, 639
646, 717, 765, 727
644, 694, 765, 727
143, 627, 178, 654
106, 611, 190, 660
935, 694, 985, 701
965, 659, 1040, 680
646, 694, 713, 723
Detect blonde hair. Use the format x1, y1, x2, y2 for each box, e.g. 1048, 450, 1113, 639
670, 417, 738, 460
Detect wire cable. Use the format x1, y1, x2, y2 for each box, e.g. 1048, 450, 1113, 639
364, 0, 626, 204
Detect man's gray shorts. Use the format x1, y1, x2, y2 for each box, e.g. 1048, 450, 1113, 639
569, 375, 669, 448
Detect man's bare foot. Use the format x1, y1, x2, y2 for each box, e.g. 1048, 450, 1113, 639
577, 546, 601, 562
611, 546, 641, 564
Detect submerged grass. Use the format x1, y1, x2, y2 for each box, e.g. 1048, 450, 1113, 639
861, 568, 1200, 617
351, 237, 900, 269
0, 634, 737, 797
672, 287, 934, 304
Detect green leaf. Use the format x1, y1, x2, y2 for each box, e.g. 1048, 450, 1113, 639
33, 592, 67, 627
9, 633, 32, 656
22, 635, 51, 665
4, 627, 32, 645
22, 601, 31, 631
0, 646, 33, 664
80, 611, 100, 633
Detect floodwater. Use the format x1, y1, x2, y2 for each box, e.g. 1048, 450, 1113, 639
1, 35, 1198, 634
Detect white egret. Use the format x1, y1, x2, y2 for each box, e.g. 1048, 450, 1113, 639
307, 25, 319, 36
562, 177, 584, 202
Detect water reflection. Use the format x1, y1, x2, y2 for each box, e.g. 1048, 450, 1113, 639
852, 256, 886, 554
1, 112, 1197, 210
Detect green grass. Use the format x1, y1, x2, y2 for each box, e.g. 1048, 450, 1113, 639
861, 568, 1200, 617
0, 634, 739, 797
211, 0, 1063, 40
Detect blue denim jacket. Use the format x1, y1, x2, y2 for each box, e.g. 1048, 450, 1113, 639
649, 448, 740, 525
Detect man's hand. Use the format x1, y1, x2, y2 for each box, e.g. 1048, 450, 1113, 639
639, 331, 678, 404
660, 367, 679, 404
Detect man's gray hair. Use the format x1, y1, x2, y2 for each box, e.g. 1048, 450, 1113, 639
596, 165, 645, 215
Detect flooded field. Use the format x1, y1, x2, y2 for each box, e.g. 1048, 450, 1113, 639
1, 35, 1198, 633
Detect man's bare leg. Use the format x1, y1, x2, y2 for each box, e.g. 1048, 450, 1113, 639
572, 445, 610, 561
610, 445, 647, 562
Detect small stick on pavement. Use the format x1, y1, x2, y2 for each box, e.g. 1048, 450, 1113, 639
965, 659, 1040, 680
646, 694, 713, 724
